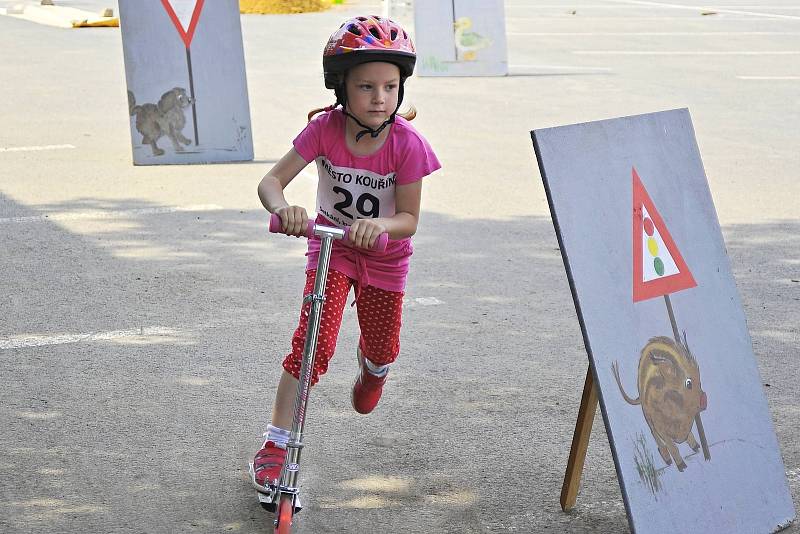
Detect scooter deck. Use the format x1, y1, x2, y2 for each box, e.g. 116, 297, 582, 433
257, 490, 277, 513
248, 462, 303, 514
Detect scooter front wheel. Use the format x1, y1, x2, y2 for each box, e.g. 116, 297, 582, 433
274, 494, 294, 534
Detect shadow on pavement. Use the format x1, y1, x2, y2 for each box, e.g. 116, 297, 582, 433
1, 192, 797, 533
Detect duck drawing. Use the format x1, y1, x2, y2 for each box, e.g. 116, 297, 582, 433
453, 17, 492, 61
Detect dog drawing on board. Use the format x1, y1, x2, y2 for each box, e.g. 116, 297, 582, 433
128, 88, 193, 156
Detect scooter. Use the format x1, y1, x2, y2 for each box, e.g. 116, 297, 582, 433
250, 213, 388, 534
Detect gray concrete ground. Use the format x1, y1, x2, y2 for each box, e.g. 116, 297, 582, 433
1, 0, 798, 532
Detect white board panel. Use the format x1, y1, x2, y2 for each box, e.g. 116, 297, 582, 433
119, 0, 253, 165
414, 0, 507, 77
532, 109, 795, 533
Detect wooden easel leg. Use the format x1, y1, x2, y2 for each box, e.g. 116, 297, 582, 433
560, 364, 599, 512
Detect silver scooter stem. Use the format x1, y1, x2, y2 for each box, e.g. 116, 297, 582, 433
280, 226, 342, 493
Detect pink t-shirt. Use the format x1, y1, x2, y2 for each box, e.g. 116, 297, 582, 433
293, 109, 441, 292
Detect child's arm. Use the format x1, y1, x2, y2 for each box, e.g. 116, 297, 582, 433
257, 148, 310, 236
348, 181, 422, 249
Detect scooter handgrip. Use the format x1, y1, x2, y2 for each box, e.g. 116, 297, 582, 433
374, 232, 389, 252
268, 213, 314, 238
268, 213, 282, 233
342, 227, 389, 252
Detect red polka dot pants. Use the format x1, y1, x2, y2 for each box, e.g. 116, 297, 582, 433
282, 269, 404, 385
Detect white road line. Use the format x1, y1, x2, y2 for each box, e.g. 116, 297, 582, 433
300, 169, 318, 181
509, 32, 800, 36
507, 16, 759, 21
0, 327, 180, 350
510, 64, 613, 72
0, 144, 76, 153
0, 204, 224, 224
505, 4, 800, 8
404, 297, 444, 308
602, 0, 800, 20
737, 76, 800, 80
713, 4, 800, 7
507, 3, 633, 6
574, 51, 800, 55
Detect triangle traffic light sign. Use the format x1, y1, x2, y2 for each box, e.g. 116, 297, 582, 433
632, 167, 697, 302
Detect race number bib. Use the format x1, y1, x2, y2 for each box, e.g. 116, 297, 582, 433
314, 157, 397, 227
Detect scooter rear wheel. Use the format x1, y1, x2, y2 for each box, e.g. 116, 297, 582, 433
274, 494, 294, 534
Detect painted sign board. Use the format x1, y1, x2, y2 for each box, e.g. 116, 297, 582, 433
532, 109, 795, 533
414, 0, 508, 77
119, 0, 253, 165
382, 0, 414, 21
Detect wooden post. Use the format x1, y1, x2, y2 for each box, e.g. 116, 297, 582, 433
561, 364, 599, 511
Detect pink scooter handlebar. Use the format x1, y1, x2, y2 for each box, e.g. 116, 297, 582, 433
269, 213, 389, 252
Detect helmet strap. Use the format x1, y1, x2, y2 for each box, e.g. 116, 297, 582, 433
339, 82, 405, 143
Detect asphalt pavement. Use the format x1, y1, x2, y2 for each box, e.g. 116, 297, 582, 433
1, 0, 798, 532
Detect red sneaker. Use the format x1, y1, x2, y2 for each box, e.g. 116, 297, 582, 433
351, 349, 388, 415
250, 440, 286, 492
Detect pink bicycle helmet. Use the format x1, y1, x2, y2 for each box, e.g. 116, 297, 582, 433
323, 16, 416, 89
321, 16, 416, 141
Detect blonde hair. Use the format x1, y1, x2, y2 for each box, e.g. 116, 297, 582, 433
307, 105, 416, 123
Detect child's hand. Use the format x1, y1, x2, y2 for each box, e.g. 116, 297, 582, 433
349, 219, 387, 250
275, 206, 308, 237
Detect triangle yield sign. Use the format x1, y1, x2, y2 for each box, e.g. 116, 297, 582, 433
161, 0, 205, 48
632, 167, 697, 302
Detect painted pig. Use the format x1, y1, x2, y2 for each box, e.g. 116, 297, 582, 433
612, 336, 708, 471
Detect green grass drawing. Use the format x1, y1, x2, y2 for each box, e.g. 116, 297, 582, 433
422, 56, 449, 73
633, 432, 662, 497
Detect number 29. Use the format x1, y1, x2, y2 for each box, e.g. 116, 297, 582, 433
333, 186, 380, 219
